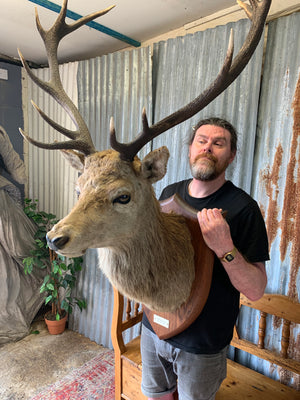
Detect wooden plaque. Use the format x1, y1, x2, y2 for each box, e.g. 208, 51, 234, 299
143, 194, 214, 340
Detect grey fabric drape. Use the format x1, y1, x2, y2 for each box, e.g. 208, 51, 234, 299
0, 126, 45, 344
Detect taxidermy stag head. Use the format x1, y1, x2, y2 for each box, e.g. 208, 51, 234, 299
19, 0, 271, 312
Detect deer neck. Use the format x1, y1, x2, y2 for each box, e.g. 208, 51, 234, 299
99, 202, 195, 311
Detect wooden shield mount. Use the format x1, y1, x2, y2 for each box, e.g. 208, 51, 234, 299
143, 194, 214, 340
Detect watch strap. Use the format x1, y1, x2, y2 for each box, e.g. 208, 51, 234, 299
219, 246, 237, 263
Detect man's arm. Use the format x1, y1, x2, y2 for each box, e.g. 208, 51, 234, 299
197, 208, 267, 301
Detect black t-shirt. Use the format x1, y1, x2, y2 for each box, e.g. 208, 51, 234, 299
142, 180, 270, 354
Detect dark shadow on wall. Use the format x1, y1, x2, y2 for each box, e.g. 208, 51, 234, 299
0, 61, 24, 201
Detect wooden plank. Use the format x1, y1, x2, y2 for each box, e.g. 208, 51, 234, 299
122, 358, 147, 400
240, 294, 300, 323
111, 287, 126, 354
121, 336, 142, 368
114, 353, 122, 400
231, 337, 300, 375
121, 312, 143, 331
217, 360, 300, 400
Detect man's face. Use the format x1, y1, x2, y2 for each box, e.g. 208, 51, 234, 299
189, 124, 236, 181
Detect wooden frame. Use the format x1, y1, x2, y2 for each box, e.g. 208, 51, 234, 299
111, 288, 144, 400
111, 291, 300, 400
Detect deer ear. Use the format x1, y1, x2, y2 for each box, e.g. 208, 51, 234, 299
60, 149, 85, 172
141, 146, 170, 183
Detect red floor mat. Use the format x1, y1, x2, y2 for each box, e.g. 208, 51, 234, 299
31, 349, 115, 400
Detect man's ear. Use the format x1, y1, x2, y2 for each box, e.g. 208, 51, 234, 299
60, 149, 85, 172
141, 146, 170, 183
229, 149, 236, 165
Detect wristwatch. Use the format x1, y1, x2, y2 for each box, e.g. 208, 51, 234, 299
219, 247, 237, 263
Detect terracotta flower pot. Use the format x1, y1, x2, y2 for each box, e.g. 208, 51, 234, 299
45, 311, 68, 335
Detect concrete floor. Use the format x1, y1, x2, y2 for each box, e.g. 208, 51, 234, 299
0, 315, 108, 400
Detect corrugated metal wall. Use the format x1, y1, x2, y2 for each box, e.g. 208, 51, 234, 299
68, 18, 266, 349
75, 47, 152, 158
69, 47, 152, 348
23, 62, 79, 219
23, 10, 300, 386
238, 12, 300, 388
151, 18, 264, 197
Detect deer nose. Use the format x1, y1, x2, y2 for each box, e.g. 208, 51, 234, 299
46, 234, 69, 251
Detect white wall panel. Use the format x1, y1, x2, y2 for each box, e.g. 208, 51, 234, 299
23, 62, 79, 219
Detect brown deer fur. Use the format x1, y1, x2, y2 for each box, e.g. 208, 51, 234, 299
48, 147, 195, 311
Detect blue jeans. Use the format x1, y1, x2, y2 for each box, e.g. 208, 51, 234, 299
141, 326, 228, 400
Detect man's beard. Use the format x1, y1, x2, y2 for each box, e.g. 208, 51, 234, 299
189, 154, 229, 181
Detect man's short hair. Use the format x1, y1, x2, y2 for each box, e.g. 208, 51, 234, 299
189, 117, 237, 153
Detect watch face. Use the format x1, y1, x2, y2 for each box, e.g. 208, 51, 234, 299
225, 253, 235, 262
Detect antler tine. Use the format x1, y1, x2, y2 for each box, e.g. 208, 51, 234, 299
111, 0, 271, 162
62, 5, 116, 37
18, 48, 94, 154
20, 0, 115, 156
111, 29, 234, 161
110, 108, 152, 161
31, 100, 84, 140
230, 0, 271, 80
19, 127, 93, 152
35, 0, 115, 46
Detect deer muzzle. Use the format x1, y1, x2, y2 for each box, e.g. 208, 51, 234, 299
46, 234, 70, 252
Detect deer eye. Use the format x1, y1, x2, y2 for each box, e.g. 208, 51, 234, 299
113, 194, 131, 205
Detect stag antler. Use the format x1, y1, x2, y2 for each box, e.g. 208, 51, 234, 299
20, 0, 271, 160
19, 0, 115, 156
111, 0, 272, 161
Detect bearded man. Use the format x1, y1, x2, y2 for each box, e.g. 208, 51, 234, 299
141, 117, 269, 400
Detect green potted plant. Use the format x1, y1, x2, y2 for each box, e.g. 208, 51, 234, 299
23, 198, 87, 334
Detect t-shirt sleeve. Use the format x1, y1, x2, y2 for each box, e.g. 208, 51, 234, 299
159, 183, 177, 201
233, 202, 270, 263
159, 181, 188, 201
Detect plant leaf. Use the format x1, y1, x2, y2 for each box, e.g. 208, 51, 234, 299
46, 283, 55, 291
45, 295, 52, 304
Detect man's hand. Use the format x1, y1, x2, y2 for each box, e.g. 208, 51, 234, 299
198, 208, 267, 301
197, 208, 234, 257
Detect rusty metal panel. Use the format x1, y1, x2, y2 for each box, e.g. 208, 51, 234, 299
69, 47, 152, 348
239, 12, 300, 388
152, 18, 265, 198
